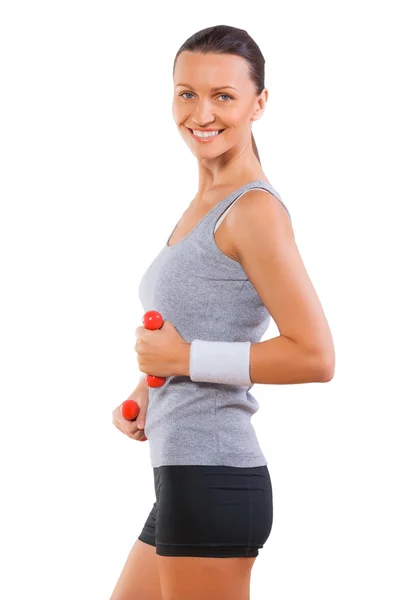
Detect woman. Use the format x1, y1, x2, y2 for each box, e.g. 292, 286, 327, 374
110, 24, 335, 600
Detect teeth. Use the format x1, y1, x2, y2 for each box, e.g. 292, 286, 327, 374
192, 129, 221, 138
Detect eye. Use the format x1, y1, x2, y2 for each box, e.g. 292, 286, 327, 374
179, 92, 233, 101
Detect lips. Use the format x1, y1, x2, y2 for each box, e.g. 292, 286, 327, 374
186, 128, 225, 144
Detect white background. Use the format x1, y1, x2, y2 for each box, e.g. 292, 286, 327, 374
1, 1, 399, 599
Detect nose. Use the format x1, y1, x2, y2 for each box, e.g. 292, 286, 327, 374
192, 98, 216, 127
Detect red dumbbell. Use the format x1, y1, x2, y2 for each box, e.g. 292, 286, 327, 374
141, 310, 166, 388
120, 310, 166, 441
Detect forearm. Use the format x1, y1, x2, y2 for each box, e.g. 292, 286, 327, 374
249, 335, 331, 384
136, 373, 148, 390
179, 336, 331, 385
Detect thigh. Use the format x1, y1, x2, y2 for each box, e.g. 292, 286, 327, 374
109, 538, 163, 600
156, 554, 256, 600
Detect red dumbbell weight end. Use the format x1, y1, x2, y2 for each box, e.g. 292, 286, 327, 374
121, 399, 139, 420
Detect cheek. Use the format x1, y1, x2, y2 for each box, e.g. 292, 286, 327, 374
215, 109, 245, 133
172, 100, 187, 123
230, 106, 250, 125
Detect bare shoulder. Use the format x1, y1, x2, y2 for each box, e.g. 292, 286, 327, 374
225, 187, 294, 261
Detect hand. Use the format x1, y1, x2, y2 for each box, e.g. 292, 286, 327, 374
134, 319, 190, 378
111, 383, 149, 441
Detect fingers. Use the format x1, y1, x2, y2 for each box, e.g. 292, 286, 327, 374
112, 415, 146, 441
127, 419, 146, 440
131, 428, 146, 441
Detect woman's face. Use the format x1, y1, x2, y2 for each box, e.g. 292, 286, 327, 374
172, 51, 267, 157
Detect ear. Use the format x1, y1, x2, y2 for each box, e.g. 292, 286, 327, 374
251, 88, 268, 122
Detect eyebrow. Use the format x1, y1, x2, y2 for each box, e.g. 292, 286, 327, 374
176, 83, 238, 92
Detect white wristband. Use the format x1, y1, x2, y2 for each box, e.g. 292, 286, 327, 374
189, 339, 252, 386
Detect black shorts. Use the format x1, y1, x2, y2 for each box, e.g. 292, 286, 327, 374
137, 464, 273, 558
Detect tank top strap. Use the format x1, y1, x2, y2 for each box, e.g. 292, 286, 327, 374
198, 179, 291, 241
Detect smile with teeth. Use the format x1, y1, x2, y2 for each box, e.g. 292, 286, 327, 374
188, 128, 224, 141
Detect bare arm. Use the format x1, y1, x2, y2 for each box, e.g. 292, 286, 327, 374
226, 189, 335, 385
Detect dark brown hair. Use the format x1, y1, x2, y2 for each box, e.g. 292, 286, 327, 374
173, 25, 266, 165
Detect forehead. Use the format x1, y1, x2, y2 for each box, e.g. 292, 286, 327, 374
174, 51, 252, 90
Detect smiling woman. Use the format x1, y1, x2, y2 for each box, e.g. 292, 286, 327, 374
110, 23, 334, 600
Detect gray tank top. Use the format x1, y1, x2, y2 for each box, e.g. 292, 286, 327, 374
138, 179, 291, 467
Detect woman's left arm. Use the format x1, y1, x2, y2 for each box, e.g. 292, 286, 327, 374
227, 189, 335, 385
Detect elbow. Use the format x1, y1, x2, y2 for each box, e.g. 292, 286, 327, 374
320, 366, 335, 382
305, 344, 335, 382
317, 352, 335, 382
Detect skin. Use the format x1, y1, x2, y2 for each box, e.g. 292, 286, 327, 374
172, 50, 270, 205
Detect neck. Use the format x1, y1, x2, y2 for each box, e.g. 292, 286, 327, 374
194, 139, 265, 199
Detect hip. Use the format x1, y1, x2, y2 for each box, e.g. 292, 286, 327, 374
141, 463, 274, 557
